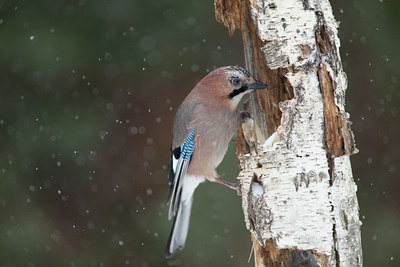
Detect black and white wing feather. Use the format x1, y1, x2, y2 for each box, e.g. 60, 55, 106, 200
167, 129, 196, 220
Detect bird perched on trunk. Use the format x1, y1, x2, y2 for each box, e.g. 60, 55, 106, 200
166, 66, 267, 258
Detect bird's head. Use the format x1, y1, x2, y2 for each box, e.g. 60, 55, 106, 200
198, 66, 267, 110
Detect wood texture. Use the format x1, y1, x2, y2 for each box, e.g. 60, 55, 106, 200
215, 0, 362, 266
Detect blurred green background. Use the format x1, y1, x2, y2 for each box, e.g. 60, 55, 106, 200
0, 0, 398, 266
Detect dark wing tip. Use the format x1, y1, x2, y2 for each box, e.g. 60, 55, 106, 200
165, 194, 185, 259
165, 244, 184, 259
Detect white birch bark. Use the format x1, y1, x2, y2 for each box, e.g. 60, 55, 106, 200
215, 0, 362, 266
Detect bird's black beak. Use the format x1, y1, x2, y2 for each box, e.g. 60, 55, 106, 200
247, 81, 268, 90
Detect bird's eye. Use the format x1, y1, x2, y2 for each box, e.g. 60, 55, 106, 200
232, 78, 240, 86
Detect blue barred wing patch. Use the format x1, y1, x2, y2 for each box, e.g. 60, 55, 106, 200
180, 129, 196, 161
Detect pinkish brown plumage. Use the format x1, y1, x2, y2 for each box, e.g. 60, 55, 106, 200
166, 66, 267, 258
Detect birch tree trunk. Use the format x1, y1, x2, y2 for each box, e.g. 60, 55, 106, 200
214, 0, 362, 266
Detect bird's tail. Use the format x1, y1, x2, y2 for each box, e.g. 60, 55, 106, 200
165, 195, 193, 258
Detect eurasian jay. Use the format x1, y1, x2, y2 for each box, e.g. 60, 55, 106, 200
166, 66, 267, 258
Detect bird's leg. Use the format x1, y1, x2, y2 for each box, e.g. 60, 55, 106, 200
213, 177, 241, 196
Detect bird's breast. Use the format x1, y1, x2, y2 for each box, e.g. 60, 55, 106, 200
187, 107, 240, 177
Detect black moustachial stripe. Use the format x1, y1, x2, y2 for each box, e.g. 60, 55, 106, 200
228, 85, 247, 99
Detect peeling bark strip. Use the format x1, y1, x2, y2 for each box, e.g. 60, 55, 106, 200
215, 0, 362, 266
317, 48, 357, 157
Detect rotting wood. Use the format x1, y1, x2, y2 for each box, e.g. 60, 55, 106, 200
215, 0, 362, 266
252, 235, 326, 267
